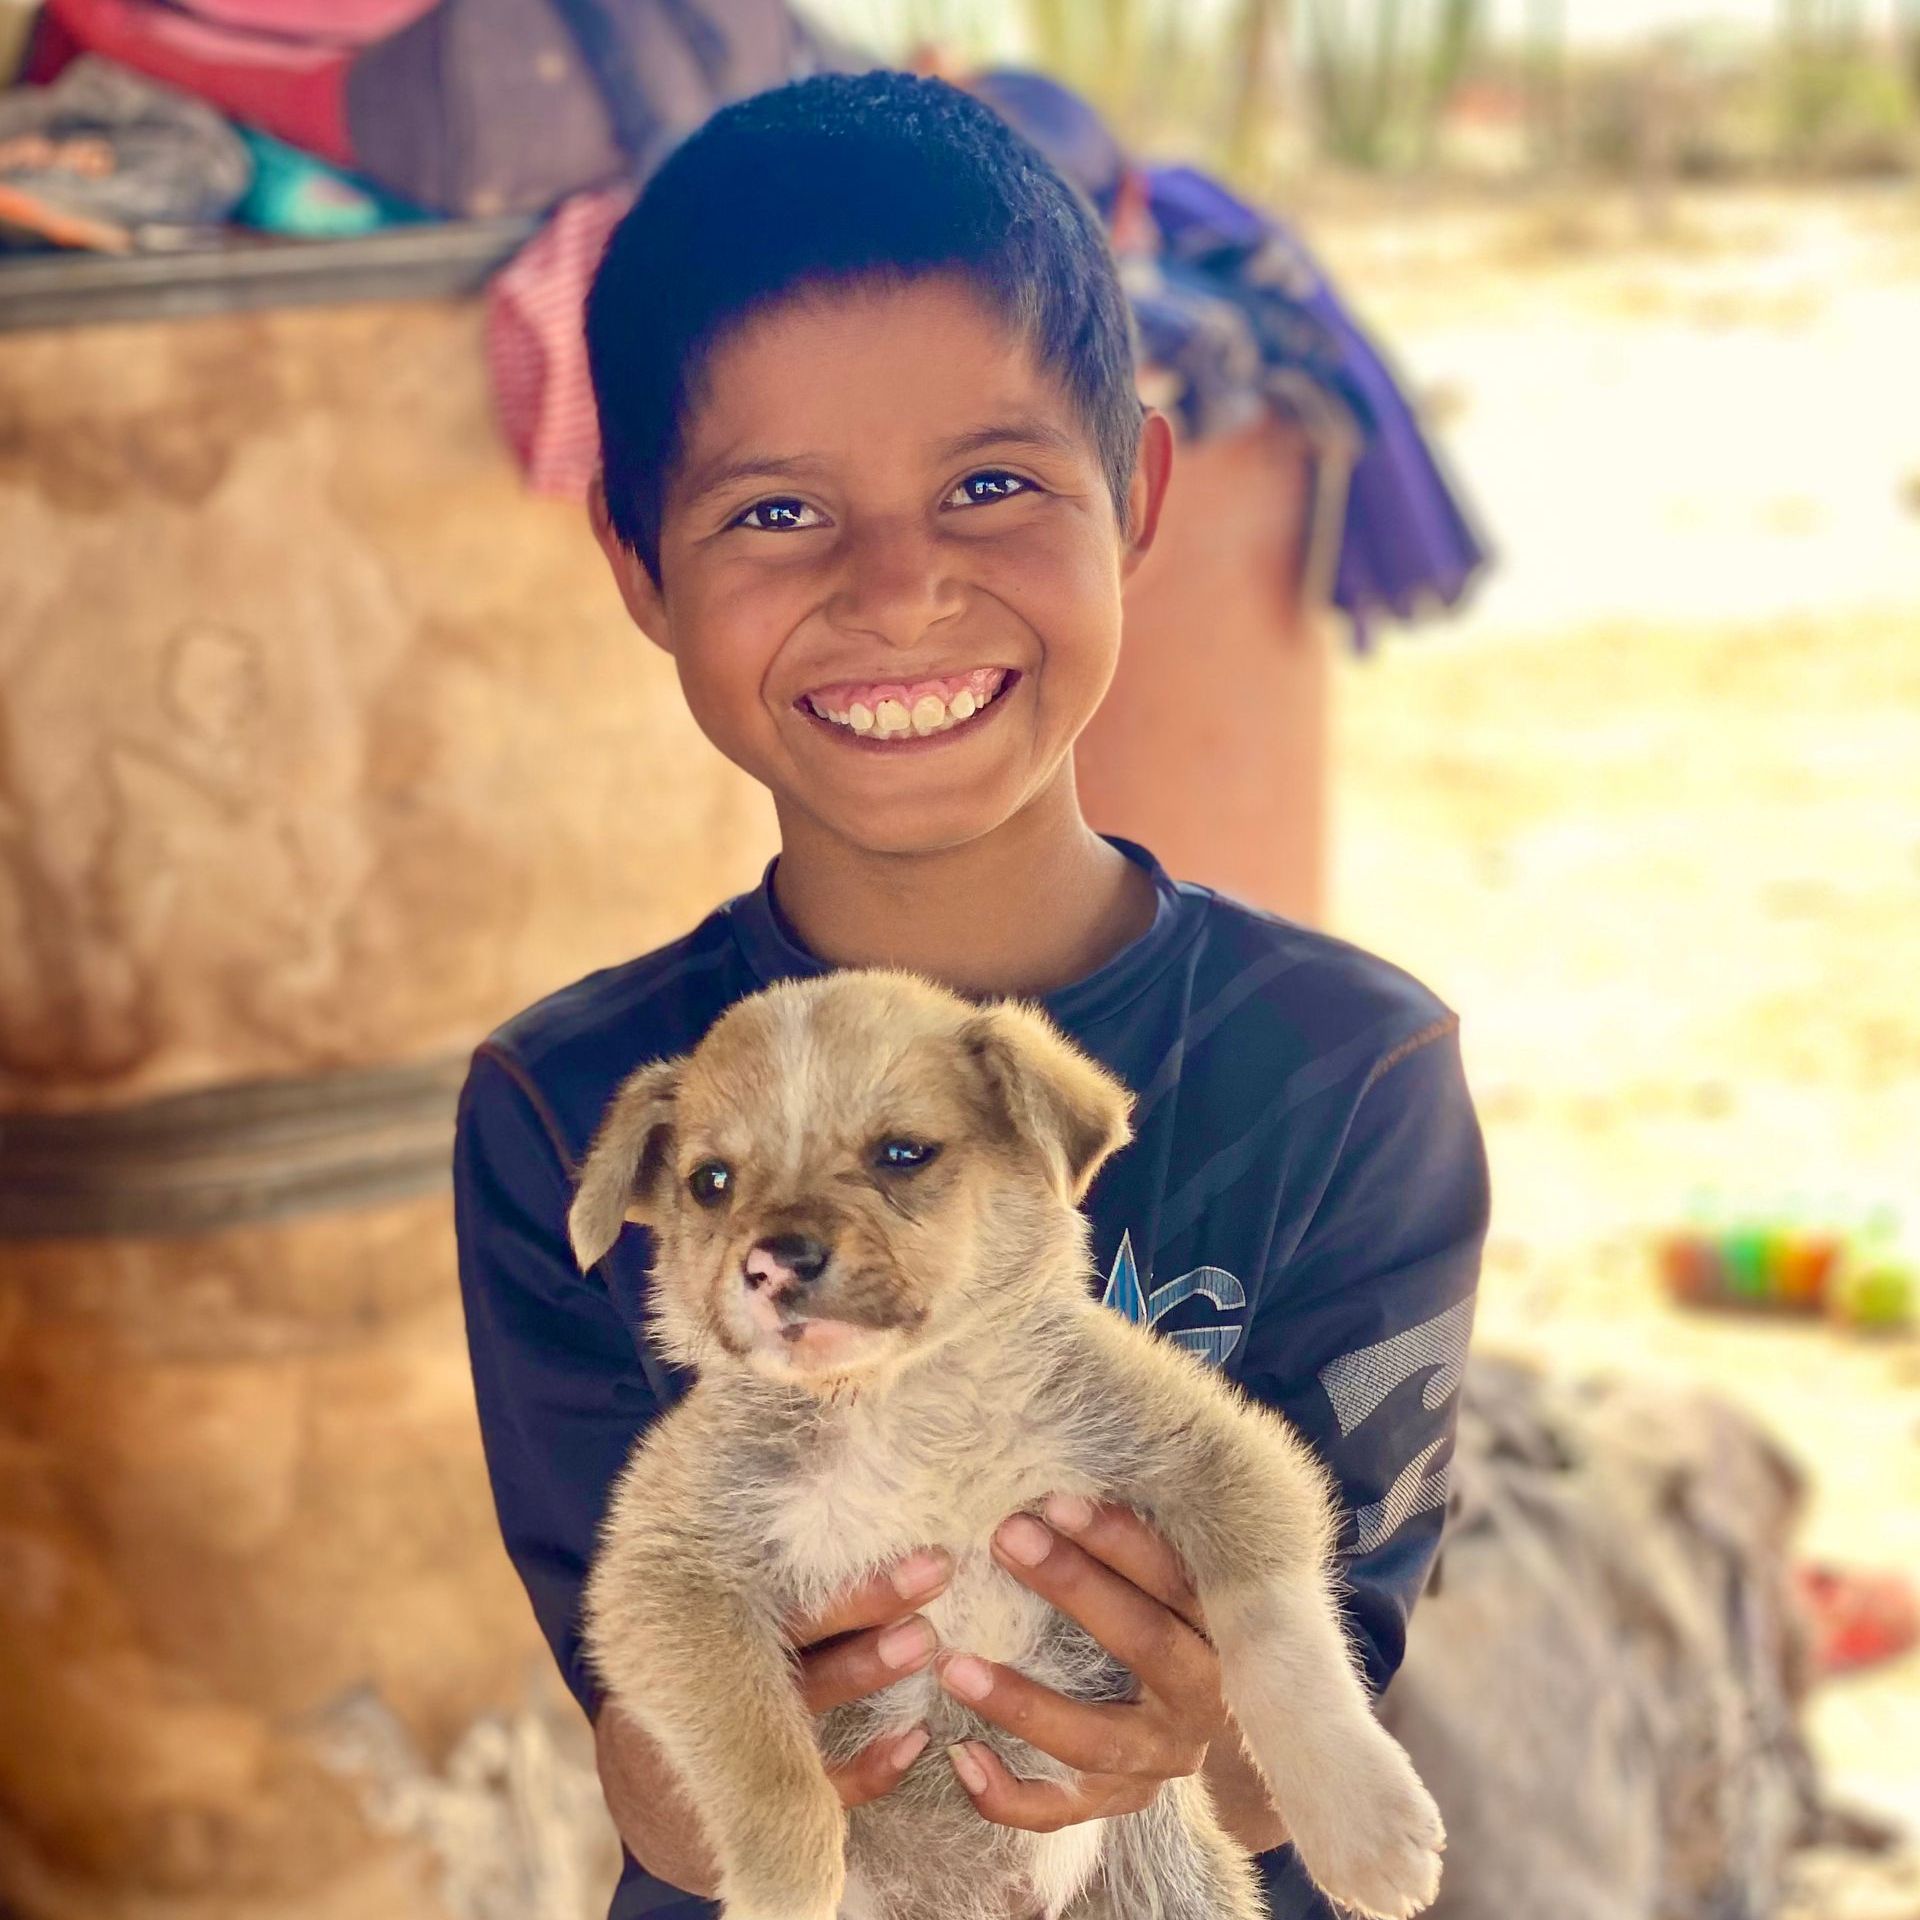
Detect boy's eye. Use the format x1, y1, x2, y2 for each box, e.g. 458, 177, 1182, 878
945, 470, 1035, 509
873, 1139, 941, 1173
687, 1160, 733, 1206
733, 497, 825, 532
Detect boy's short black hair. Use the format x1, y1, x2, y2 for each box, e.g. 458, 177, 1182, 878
586, 69, 1144, 584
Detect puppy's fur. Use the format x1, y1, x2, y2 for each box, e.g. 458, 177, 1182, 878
570, 971, 1444, 1920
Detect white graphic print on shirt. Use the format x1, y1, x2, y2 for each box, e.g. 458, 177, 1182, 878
1101, 1236, 1471, 1555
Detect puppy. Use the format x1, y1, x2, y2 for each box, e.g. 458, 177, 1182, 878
569, 970, 1444, 1920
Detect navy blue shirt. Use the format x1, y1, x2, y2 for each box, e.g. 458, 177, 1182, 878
453, 837, 1488, 1919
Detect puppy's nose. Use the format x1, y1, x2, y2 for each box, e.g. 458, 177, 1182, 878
743, 1232, 831, 1294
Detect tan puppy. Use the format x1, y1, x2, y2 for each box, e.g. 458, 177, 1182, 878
569, 970, 1444, 1920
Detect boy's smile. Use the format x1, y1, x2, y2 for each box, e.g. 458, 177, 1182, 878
596, 275, 1170, 860
798, 664, 1015, 745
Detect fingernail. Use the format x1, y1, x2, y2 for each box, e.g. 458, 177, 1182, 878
878, 1617, 935, 1670
995, 1514, 1053, 1566
1042, 1492, 1093, 1533
891, 1549, 950, 1599
940, 1654, 992, 1702
890, 1727, 931, 1770
947, 1742, 988, 1795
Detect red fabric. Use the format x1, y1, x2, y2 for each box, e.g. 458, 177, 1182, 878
1795, 1565, 1919, 1676
19, 13, 83, 80
485, 187, 632, 500
42, 0, 354, 164
166, 0, 434, 43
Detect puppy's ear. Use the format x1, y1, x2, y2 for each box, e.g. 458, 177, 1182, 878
568, 1057, 682, 1270
962, 1002, 1133, 1204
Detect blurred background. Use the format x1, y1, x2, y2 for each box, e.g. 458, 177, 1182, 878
0, 2, 1915, 1918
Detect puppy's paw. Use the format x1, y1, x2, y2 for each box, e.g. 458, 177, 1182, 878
1284, 1725, 1444, 1920
715, 1782, 847, 1920
720, 1869, 843, 1920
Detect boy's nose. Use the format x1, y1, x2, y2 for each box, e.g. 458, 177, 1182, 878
743, 1232, 831, 1295
828, 521, 965, 647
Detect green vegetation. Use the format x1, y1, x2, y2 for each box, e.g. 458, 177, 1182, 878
817, 0, 1920, 186
1298, 0, 1484, 168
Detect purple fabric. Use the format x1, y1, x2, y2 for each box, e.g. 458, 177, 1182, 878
1144, 165, 1489, 646
973, 69, 1490, 645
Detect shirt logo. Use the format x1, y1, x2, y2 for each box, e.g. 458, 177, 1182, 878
1100, 1229, 1248, 1368
1317, 1295, 1473, 1555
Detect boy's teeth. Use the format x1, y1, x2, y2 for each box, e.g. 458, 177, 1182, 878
805, 668, 1009, 740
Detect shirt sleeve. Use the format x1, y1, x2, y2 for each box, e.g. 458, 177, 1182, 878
452, 1043, 662, 1722
1233, 1016, 1490, 1700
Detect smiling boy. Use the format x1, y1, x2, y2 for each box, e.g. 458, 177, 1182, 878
454, 70, 1488, 1920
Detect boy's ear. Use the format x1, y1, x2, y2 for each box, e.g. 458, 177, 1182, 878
1120, 407, 1175, 582
962, 1002, 1133, 1205
568, 1057, 683, 1269
588, 471, 673, 654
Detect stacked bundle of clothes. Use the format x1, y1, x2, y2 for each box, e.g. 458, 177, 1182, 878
1388, 1357, 1825, 1920
1, 0, 1487, 643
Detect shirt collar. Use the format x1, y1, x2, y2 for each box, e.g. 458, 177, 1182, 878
723, 835, 1199, 1030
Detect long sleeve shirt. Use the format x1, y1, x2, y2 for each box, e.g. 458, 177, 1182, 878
453, 837, 1490, 1918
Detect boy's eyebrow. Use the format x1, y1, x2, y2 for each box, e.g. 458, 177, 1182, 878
680, 449, 824, 506
680, 417, 1082, 508
935, 418, 1082, 464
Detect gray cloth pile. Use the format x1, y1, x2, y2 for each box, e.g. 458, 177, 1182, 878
0, 56, 251, 238
1384, 1356, 1820, 1920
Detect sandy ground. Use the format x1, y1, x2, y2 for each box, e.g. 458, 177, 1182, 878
1317, 184, 1920, 1857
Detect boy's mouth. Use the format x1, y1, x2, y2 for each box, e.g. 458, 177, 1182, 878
794, 666, 1015, 743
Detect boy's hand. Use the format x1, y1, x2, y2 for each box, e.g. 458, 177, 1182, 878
785, 1547, 952, 1808
935, 1497, 1233, 1831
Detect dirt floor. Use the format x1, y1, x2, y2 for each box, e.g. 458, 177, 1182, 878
1318, 182, 1920, 1877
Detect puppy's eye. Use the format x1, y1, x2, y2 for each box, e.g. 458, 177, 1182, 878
874, 1139, 940, 1173
687, 1160, 733, 1207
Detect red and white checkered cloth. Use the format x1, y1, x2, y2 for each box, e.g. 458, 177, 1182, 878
484, 184, 633, 500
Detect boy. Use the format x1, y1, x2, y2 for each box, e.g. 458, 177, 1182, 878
454, 70, 1488, 1920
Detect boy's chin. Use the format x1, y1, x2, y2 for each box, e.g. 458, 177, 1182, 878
797, 788, 1033, 860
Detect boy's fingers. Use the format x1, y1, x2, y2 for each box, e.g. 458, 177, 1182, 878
945, 1740, 1153, 1833
798, 1615, 939, 1715
934, 1654, 1195, 1779
828, 1726, 933, 1810
1038, 1496, 1206, 1634
784, 1549, 952, 1649
990, 1518, 1215, 1697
